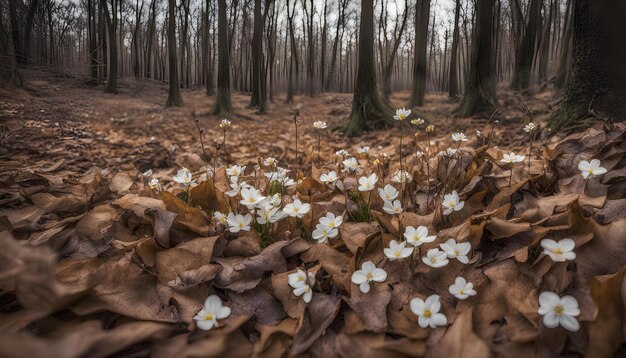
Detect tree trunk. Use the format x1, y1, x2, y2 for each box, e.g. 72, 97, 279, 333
548, 0, 626, 129
102, 0, 118, 93
9, 0, 23, 64
555, 0, 572, 89
455, 0, 497, 117
212, 0, 232, 114
285, 0, 297, 103
511, 0, 541, 90
382, 0, 409, 102
249, 0, 266, 113
342, 0, 393, 136
23, 0, 40, 64
448, 0, 461, 97
165, 0, 183, 106
145, 0, 156, 79
408, 0, 430, 107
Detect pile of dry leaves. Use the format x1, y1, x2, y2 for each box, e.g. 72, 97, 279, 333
1, 119, 625, 358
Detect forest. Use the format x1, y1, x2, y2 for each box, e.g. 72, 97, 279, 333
1, 0, 626, 356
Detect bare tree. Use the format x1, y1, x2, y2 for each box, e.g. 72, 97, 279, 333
548, 0, 626, 129
455, 0, 497, 116
343, 0, 393, 136
408, 0, 430, 107
212, 0, 232, 115
511, 0, 541, 90
165, 0, 182, 106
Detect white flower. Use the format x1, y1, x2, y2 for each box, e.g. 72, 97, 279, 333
358, 173, 378, 191
501, 152, 526, 164
449, 277, 477, 300
264, 157, 278, 167
267, 193, 282, 207
283, 199, 311, 218
538, 291, 580, 332
540, 238, 576, 262
312, 223, 337, 243
411, 118, 424, 125
226, 213, 252, 233
578, 159, 607, 179
523, 122, 536, 133
257, 204, 286, 224
342, 157, 359, 172
213, 211, 227, 225
351, 261, 387, 294
288, 269, 315, 303
439, 238, 471, 264
239, 187, 266, 209
149, 178, 160, 190
410, 294, 447, 328
378, 184, 399, 201
451, 132, 468, 142
391, 170, 412, 183
193, 295, 231, 331
384, 240, 413, 261
415, 150, 425, 158
225, 177, 250, 197
226, 164, 245, 177
357, 146, 370, 154
383, 199, 403, 215
442, 190, 464, 215
143, 169, 153, 177
319, 212, 343, 230
403, 226, 437, 247
393, 108, 411, 121
335, 149, 349, 157
422, 248, 449, 268
320, 171, 338, 184
476, 130, 482, 137
173, 167, 195, 186
313, 121, 327, 129
219, 119, 231, 129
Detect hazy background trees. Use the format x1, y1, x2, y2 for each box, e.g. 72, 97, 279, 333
1, 0, 624, 131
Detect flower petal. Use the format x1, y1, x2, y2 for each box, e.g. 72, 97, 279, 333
359, 281, 371, 294
410, 297, 425, 315
559, 314, 580, 332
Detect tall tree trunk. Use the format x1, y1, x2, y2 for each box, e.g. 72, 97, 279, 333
343, 0, 393, 136
448, 0, 461, 97
9, 0, 24, 64
455, 0, 497, 116
325, 0, 346, 92
165, 0, 183, 106
537, 0, 552, 84
511, 0, 542, 90
285, 0, 297, 103
548, 0, 626, 129
555, 0, 572, 89
145, 0, 156, 79
408, 0, 430, 107
88, 0, 99, 79
212, 0, 231, 114
249, 0, 266, 113
23, 0, 40, 64
102, 0, 118, 93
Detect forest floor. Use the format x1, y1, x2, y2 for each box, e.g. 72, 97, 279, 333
3, 68, 623, 357
1, 67, 558, 183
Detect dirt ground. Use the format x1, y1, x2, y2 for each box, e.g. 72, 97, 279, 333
0, 68, 558, 183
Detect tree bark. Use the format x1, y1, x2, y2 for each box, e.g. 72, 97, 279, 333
548, 0, 626, 129
102, 0, 118, 93
408, 0, 430, 107
511, 0, 541, 90
343, 0, 393, 136
455, 0, 497, 117
448, 0, 461, 97
249, 0, 267, 113
212, 0, 232, 114
165, 0, 183, 106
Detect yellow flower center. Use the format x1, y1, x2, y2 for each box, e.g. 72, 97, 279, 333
459, 289, 465, 295
294, 207, 299, 213
204, 313, 214, 320
588, 169, 594, 174
424, 309, 432, 318
554, 305, 564, 314
366, 272, 373, 280
553, 248, 563, 255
